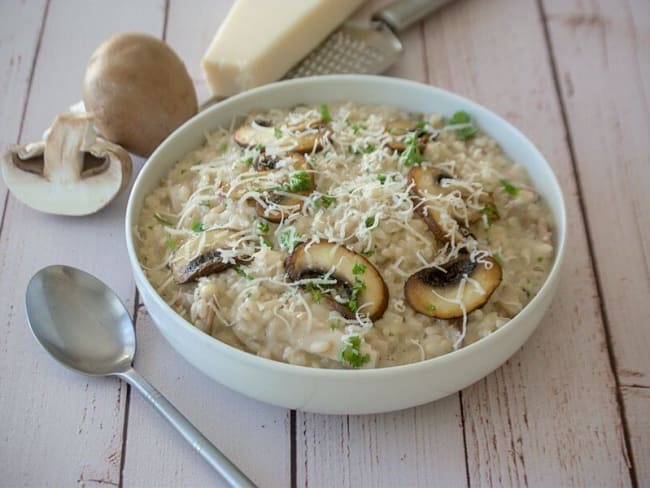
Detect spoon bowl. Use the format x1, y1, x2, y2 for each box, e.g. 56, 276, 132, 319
26, 265, 134, 376
24, 265, 254, 488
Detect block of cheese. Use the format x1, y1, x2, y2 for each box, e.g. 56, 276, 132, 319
201, 0, 365, 96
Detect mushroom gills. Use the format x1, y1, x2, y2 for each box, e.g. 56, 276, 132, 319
171, 228, 246, 283
285, 242, 389, 321
404, 254, 502, 319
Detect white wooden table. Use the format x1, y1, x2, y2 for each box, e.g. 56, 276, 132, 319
1, 1, 648, 486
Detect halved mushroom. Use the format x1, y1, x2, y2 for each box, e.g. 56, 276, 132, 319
404, 254, 502, 319
408, 166, 496, 241
385, 119, 431, 151
234, 117, 325, 153
255, 154, 315, 222
1, 112, 132, 216
285, 242, 389, 321
171, 228, 246, 284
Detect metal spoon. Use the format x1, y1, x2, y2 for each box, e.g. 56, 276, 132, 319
25, 265, 255, 488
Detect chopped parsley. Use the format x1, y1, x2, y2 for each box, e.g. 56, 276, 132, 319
165, 236, 176, 250
361, 248, 375, 257
352, 263, 366, 275
274, 127, 282, 138
448, 110, 471, 125
499, 178, 520, 196
400, 132, 423, 166
241, 156, 253, 166
340, 336, 370, 368
330, 320, 342, 331
365, 216, 376, 228
257, 220, 270, 234
480, 202, 499, 218
219, 142, 228, 152
154, 213, 173, 226
306, 282, 323, 303
280, 229, 303, 252
191, 220, 204, 232
447, 110, 478, 141
235, 267, 254, 280
363, 143, 375, 154
377, 174, 387, 184
537, 256, 544, 263
426, 304, 437, 312
320, 104, 331, 123
348, 145, 360, 155
347, 278, 366, 312
319, 195, 336, 208
262, 237, 274, 249
282, 171, 313, 193
352, 125, 361, 135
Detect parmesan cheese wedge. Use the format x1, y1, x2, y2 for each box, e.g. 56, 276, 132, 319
201, 0, 366, 96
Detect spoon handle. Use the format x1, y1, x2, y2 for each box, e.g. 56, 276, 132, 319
118, 368, 256, 488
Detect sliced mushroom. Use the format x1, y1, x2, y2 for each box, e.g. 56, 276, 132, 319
234, 117, 325, 153
255, 154, 315, 222
408, 166, 496, 241
171, 228, 246, 283
1, 112, 132, 216
285, 242, 389, 321
385, 119, 431, 151
404, 254, 502, 319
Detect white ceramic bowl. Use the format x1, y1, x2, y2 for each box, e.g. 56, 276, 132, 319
125, 75, 566, 415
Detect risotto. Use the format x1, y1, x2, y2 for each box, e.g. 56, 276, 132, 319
136, 102, 554, 369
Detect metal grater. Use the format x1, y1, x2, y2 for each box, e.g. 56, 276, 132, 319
285, 0, 452, 79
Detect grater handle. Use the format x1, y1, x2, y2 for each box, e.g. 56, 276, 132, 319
372, 0, 454, 33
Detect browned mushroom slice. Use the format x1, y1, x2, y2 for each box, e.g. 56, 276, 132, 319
405, 254, 502, 319
285, 242, 389, 321
234, 118, 325, 153
385, 119, 429, 151
408, 166, 496, 241
255, 193, 305, 223
170, 228, 245, 284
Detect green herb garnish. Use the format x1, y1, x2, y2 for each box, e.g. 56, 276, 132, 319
330, 320, 342, 331
283, 171, 313, 193
340, 336, 370, 368
499, 178, 520, 196
537, 256, 544, 263
235, 267, 254, 280
241, 156, 254, 166
165, 236, 176, 250
280, 229, 303, 252
347, 278, 366, 312
426, 304, 437, 312
361, 249, 375, 257
154, 213, 173, 226
320, 195, 336, 208
274, 127, 282, 138
191, 220, 204, 232
352, 263, 366, 275
306, 282, 323, 303
363, 143, 375, 154
448, 111, 471, 125
219, 142, 228, 152
365, 216, 376, 228
377, 174, 387, 184
458, 126, 478, 140
400, 132, 423, 166
320, 104, 331, 123
262, 237, 274, 249
257, 221, 270, 234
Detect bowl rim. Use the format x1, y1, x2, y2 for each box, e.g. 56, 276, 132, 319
125, 74, 567, 378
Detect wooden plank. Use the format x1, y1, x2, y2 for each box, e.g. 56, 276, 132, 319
121, 2, 292, 486
297, 2, 466, 487
0, 0, 164, 485
122, 309, 291, 487
420, 0, 632, 485
542, 0, 650, 388
0, 0, 47, 227
621, 387, 650, 486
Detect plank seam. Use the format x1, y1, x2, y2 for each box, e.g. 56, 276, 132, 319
118, 288, 139, 488
0, 0, 51, 239
458, 391, 470, 487
290, 410, 297, 488
536, 0, 638, 485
